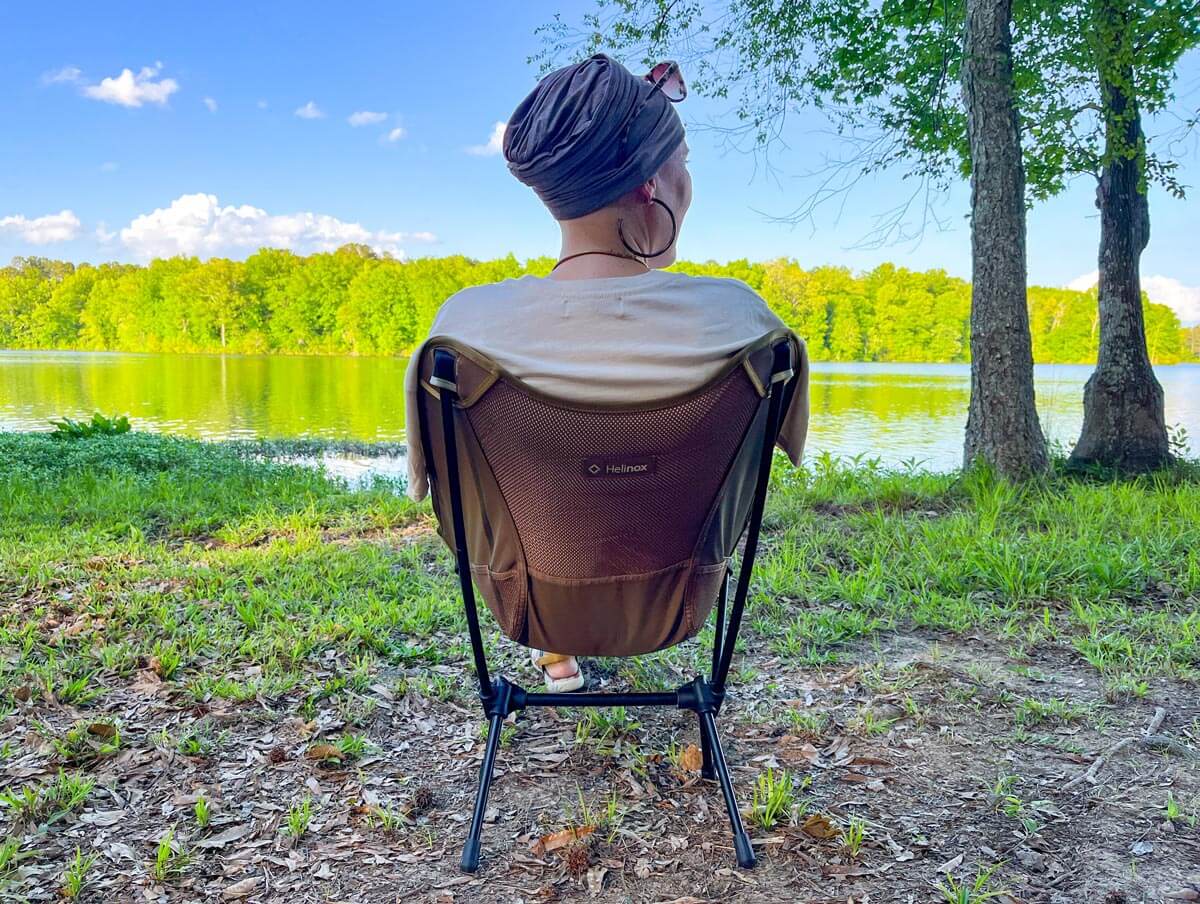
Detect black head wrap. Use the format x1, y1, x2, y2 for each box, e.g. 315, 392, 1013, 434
502, 54, 685, 221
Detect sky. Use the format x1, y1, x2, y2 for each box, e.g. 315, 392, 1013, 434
1, 1, 1198, 323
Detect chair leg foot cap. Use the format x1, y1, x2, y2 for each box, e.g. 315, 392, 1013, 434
461, 839, 482, 873
734, 834, 756, 869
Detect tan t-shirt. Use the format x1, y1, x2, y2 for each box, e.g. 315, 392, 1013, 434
403, 268, 810, 501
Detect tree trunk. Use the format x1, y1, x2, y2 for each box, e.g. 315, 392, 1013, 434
1068, 0, 1169, 471
961, 0, 1049, 478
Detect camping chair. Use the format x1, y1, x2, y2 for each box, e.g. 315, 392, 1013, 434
415, 330, 799, 873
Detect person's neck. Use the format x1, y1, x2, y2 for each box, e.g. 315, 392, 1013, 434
550, 213, 656, 281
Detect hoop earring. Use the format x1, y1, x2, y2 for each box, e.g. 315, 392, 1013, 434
617, 198, 677, 259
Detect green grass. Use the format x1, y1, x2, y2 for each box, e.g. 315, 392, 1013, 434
0, 431, 1196, 739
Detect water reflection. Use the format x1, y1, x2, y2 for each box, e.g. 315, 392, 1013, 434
1, 352, 1196, 478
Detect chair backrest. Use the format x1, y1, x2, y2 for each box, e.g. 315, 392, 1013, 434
417, 332, 797, 657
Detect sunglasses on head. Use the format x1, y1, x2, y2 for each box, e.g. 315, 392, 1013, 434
646, 61, 687, 103
618, 61, 687, 156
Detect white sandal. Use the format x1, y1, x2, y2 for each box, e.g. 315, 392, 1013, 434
530, 649, 585, 693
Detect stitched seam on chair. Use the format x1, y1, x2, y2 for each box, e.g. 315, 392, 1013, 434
526, 559, 694, 586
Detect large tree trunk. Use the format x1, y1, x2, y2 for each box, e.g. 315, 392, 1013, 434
1068, 0, 1169, 471
961, 0, 1049, 478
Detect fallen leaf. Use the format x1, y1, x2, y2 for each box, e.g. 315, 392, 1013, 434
79, 810, 125, 827
533, 825, 595, 855
305, 744, 343, 762
938, 853, 965, 874
801, 813, 841, 839
196, 823, 254, 849
679, 744, 703, 773
222, 877, 260, 899
87, 722, 117, 739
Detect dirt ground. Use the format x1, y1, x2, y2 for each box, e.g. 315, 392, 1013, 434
5, 626, 1198, 903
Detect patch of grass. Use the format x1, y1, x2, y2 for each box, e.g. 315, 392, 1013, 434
750, 768, 802, 830
0, 837, 29, 885
194, 795, 210, 829
61, 846, 99, 899
938, 863, 1008, 903
574, 707, 640, 753
43, 718, 122, 765
285, 797, 314, 838
0, 771, 94, 829
843, 815, 868, 859
171, 719, 229, 758
336, 733, 370, 760
783, 708, 828, 739
149, 828, 190, 884
1013, 696, 1088, 727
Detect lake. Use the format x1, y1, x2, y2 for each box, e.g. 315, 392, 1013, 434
1, 351, 1197, 481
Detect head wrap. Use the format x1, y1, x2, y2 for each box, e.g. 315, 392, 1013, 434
502, 54, 685, 221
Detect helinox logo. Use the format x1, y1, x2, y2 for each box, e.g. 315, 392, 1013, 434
582, 456, 657, 478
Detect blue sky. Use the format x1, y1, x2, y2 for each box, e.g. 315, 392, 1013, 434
1, 1, 1198, 321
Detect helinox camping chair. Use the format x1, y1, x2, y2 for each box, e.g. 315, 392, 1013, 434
415, 330, 799, 872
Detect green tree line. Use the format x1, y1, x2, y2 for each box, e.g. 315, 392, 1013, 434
0, 246, 1189, 363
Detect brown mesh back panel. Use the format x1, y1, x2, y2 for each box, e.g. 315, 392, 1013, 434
462, 369, 760, 580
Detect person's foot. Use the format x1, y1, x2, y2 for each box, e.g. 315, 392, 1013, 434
530, 649, 585, 692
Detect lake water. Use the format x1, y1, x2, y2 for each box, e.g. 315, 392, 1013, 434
1, 351, 1196, 479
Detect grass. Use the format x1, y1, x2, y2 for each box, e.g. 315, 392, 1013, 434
149, 828, 189, 883
750, 768, 804, 829
61, 847, 98, 899
285, 796, 314, 838
0, 771, 94, 829
2, 433, 1196, 712
0, 431, 1197, 893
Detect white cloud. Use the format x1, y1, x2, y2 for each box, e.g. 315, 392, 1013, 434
117, 193, 437, 260
294, 101, 324, 119
1066, 271, 1099, 292
82, 63, 178, 107
465, 121, 506, 156
348, 110, 387, 127
99, 161, 119, 173
1144, 275, 1200, 325
1066, 270, 1200, 325
385, 126, 407, 143
0, 210, 82, 244
203, 96, 218, 113
257, 99, 268, 110
95, 223, 117, 244
42, 66, 83, 85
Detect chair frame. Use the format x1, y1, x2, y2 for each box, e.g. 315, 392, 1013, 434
427, 341, 794, 873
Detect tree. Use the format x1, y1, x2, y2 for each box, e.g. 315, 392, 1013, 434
961, 0, 1048, 477
1055, 0, 1198, 469
165, 259, 247, 350
32, 266, 95, 348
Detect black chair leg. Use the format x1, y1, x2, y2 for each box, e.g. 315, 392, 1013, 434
697, 710, 756, 869
461, 712, 504, 872
698, 714, 716, 780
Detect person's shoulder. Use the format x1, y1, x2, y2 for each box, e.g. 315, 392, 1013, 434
659, 271, 773, 312
434, 276, 538, 323
661, 270, 764, 301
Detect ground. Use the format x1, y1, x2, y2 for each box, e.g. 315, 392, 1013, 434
0, 433, 1197, 903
